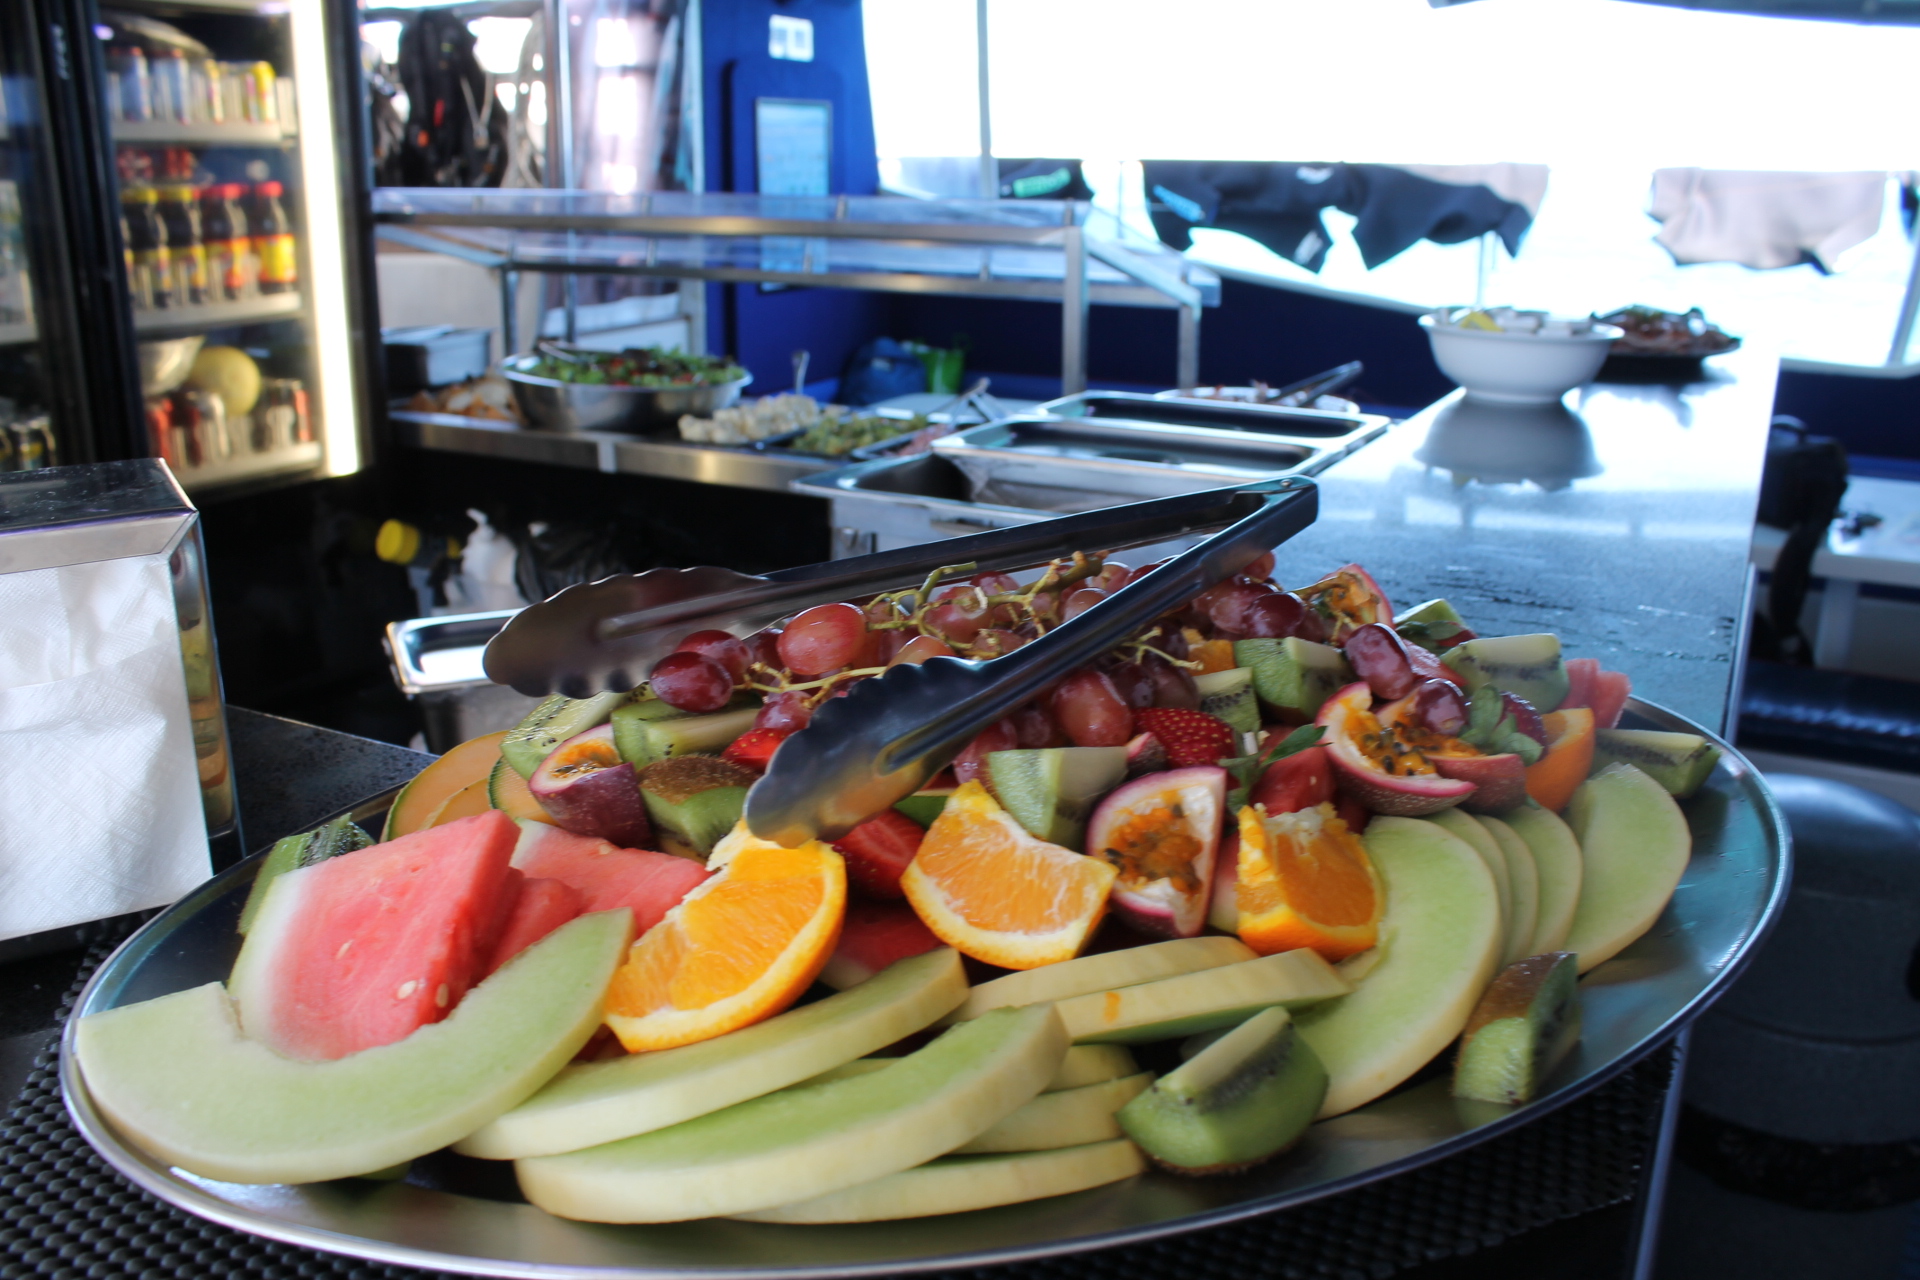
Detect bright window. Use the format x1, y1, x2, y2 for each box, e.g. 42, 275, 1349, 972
863, 0, 1920, 369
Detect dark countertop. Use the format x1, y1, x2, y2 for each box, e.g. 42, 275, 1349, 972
1279, 346, 1775, 735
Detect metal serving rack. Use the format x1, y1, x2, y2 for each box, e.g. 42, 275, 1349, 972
370, 189, 1220, 395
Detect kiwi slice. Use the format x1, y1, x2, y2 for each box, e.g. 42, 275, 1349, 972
1116, 1005, 1327, 1174
894, 789, 955, 827
1194, 667, 1259, 736
1592, 729, 1721, 799
503, 692, 633, 779
1232, 638, 1353, 722
613, 704, 759, 769
238, 816, 373, 933
1452, 951, 1581, 1105
637, 756, 757, 855
985, 747, 1126, 847
1394, 598, 1473, 651
1442, 635, 1569, 712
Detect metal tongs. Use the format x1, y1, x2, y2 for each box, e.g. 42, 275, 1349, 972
484, 478, 1318, 844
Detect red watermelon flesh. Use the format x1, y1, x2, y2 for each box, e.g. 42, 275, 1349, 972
230, 809, 519, 1062
509, 820, 708, 938
484, 875, 584, 977
1562, 657, 1600, 711
1588, 669, 1633, 728
818, 899, 943, 990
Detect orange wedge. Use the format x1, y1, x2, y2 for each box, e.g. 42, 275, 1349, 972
603, 822, 845, 1052
1235, 802, 1381, 962
1187, 638, 1238, 676
384, 730, 508, 839
1525, 707, 1596, 812
900, 780, 1117, 970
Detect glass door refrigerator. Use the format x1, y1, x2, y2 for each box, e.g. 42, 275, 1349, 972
3, 0, 378, 496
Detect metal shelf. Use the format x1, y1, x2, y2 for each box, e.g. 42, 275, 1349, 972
133, 291, 303, 337
389, 408, 833, 494
371, 189, 1219, 394
0, 319, 36, 347
174, 440, 322, 492
113, 120, 291, 147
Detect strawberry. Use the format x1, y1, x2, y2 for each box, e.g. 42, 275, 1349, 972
831, 809, 927, 899
1132, 707, 1236, 769
721, 727, 790, 773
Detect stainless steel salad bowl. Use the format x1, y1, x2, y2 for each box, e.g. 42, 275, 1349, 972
502, 354, 752, 436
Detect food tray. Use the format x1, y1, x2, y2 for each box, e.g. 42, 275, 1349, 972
60, 699, 1787, 1280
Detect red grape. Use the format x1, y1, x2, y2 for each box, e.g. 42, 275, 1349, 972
925, 586, 989, 644
674, 629, 749, 680
970, 570, 1021, 596
1501, 692, 1548, 745
1143, 653, 1201, 710
1091, 562, 1132, 593
970, 628, 1028, 658
863, 597, 901, 627
1244, 551, 1276, 581
744, 627, 784, 674
1412, 680, 1469, 737
1344, 622, 1419, 700
1293, 604, 1329, 644
953, 718, 1019, 785
1062, 587, 1107, 621
1103, 659, 1155, 710
777, 603, 868, 676
1012, 702, 1068, 748
1206, 582, 1276, 638
1241, 591, 1308, 639
649, 651, 734, 712
889, 634, 956, 666
1028, 590, 1061, 625
754, 689, 814, 732
1050, 669, 1134, 747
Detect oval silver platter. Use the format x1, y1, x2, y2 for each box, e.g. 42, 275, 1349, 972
61, 696, 1788, 1280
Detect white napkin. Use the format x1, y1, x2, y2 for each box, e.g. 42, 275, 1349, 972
0, 553, 209, 942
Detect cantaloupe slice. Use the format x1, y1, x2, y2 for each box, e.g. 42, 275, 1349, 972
460, 948, 966, 1160
488, 757, 555, 824
733, 1140, 1146, 1224
955, 1071, 1154, 1153
1562, 763, 1691, 973
1480, 815, 1540, 968
384, 731, 508, 840
1055, 949, 1350, 1044
514, 1004, 1067, 1223
1294, 817, 1502, 1117
74, 911, 629, 1185
946, 935, 1255, 1024
1502, 804, 1583, 955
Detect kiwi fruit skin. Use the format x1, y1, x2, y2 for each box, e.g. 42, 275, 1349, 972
1452, 951, 1581, 1106
1591, 729, 1721, 799
1117, 1005, 1327, 1175
503, 691, 633, 779
1441, 635, 1569, 713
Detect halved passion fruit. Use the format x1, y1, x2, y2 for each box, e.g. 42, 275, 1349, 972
1298, 564, 1394, 646
1315, 682, 1474, 817
1377, 685, 1527, 815
528, 724, 654, 849
1085, 767, 1227, 939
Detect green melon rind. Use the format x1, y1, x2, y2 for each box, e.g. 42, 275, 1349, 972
74, 910, 631, 1185
1427, 809, 1510, 954
1561, 763, 1692, 974
514, 1004, 1068, 1223
731, 1140, 1146, 1224
1057, 949, 1351, 1045
459, 948, 968, 1160
956, 1071, 1155, 1154
1294, 817, 1502, 1117
1502, 804, 1584, 956
947, 935, 1255, 1024
1479, 815, 1541, 968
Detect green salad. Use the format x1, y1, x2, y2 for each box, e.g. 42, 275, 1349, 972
790, 412, 929, 457
523, 347, 748, 388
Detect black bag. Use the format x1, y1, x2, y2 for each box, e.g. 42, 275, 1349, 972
1753, 416, 1848, 665
392, 11, 507, 188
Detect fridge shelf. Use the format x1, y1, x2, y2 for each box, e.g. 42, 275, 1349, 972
372, 188, 1219, 395
113, 121, 292, 147
172, 440, 321, 492
133, 292, 303, 337
0, 320, 37, 347
110, 0, 288, 13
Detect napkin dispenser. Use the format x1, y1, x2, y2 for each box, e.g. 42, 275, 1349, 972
0, 459, 238, 959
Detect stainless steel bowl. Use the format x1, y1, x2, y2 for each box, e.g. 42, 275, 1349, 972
502, 355, 752, 435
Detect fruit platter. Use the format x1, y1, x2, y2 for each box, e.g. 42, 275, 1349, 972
62, 547, 1788, 1279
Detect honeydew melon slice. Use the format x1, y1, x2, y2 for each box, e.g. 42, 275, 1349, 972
73, 911, 630, 1185
459, 948, 966, 1160
1502, 804, 1583, 956
1480, 815, 1540, 968
946, 935, 1255, 1024
733, 1140, 1146, 1224
809, 1044, 1139, 1094
1294, 817, 1502, 1117
956, 1071, 1154, 1153
1056, 949, 1350, 1044
1429, 808, 1509, 951
1562, 763, 1691, 974
515, 1004, 1067, 1223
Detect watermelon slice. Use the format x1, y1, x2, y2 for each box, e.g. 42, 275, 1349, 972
485, 875, 585, 977
230, 810, 520, 1062
820, 900, 944, 990
1562, 657, 1600, 712
510, 820, 710, 938
1588, 670, 1632, 729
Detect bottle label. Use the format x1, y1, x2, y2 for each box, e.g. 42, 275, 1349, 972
214, 238, 249, 297
258, 232, 296, 286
